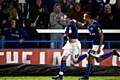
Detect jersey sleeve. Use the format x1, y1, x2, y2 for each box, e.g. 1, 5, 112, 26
93, 22, 102, 34
97, 27, 102, 34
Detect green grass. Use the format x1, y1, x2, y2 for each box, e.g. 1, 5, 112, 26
0, 76, 120, 80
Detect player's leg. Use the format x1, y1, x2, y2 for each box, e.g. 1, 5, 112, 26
73, 49, 91, 80
52, 49, 71, 80
72, 40, 89, 63
71, 40, 91, 80
80, 63, 92, 80
95, 49, 120, 62
52, 56, 68, 80
79, 48, 102, 80
77, 53, 90, 62
80, 49, 120, 80
72, 53, 89, 64
79, 51, 93, 80
80, 49, 119, 80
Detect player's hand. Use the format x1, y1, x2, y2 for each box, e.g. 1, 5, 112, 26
97, 49, 101, 54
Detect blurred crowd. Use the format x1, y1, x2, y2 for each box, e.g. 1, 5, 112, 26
0, 0, 120, 49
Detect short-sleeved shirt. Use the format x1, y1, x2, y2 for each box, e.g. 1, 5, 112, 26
87, 21, 102, 45
64, 20, 78, 39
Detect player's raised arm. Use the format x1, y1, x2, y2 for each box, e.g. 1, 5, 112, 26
67, 19, 85, 28
76, 21, 85, 28
64, 15, 85, 28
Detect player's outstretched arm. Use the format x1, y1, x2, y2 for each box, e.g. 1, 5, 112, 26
76, 21, 85, 28
65, 18, 85, 28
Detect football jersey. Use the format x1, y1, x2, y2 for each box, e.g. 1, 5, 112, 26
64, 20, 78, 39
87, 21, 102, 45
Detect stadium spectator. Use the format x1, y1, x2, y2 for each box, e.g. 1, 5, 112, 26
81, 0, 91, 11
17, 0, 29, 20
99, 4, 114, 29
29, 0, 49, 48
0, 2, 8, 48
43, 0, 56, 13
0, 1, 10, 20
34, 0, 49, 29
90, 0, 104, 20
112, 0, 120, 29
50, 3, 66, 49
0, 3, 7, 27
9, 1, 19, 20
3, 19, 28, 48
62, 0, 73, 18
70, 3, 84, 23
0, 0, 119, 49
0, 18, 8, 48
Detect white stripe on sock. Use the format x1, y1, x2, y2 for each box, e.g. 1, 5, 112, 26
59, 71, 64, 75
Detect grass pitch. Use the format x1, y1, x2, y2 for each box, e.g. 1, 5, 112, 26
0, 76, 120, 80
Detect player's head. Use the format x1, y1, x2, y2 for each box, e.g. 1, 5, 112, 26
83, 12, 94, 24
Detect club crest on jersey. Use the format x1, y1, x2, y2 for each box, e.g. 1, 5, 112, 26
90, 27, 93, 31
